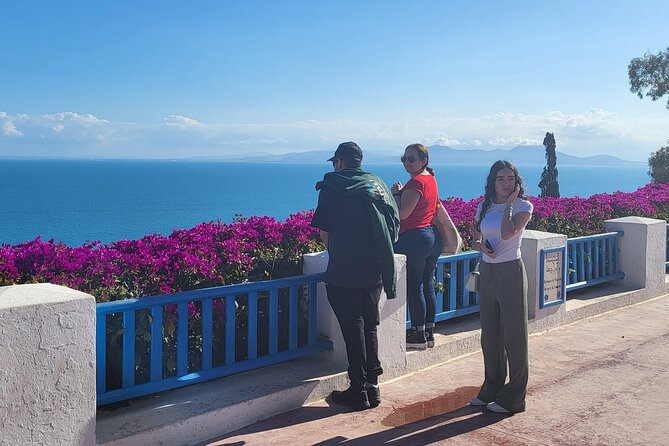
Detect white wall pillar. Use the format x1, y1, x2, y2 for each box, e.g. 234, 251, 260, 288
0, 284, 96, 446
521, 230, 568, 320
303, 252, 408, 377
604, 216, 667, 293
303, 252, 346, 363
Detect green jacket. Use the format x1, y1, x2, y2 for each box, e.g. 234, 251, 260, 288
316, 168, 400, 298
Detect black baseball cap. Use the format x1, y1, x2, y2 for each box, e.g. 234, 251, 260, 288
327, 141, 363, 163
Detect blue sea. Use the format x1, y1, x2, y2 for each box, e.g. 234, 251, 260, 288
0, 160, 649, 246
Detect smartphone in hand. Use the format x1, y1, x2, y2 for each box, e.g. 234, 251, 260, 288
485, 240, 494, 253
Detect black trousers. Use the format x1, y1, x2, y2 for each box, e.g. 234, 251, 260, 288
326, 284, 384, 391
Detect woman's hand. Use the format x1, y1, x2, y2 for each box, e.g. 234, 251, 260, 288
481, 239, 497, 258
506, 184, 519, 205
473, 238, 497, 257
391, 181, 403, 195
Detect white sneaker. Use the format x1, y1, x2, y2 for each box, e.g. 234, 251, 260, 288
487, 401, 511, 413
469, 396, 487, 406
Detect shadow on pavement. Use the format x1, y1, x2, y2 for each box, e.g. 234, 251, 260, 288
204, 396, 509, 446
311, 406, 508, 446
197, 406, 342, 445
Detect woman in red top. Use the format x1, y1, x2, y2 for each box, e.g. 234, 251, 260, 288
391, 143, 443, 350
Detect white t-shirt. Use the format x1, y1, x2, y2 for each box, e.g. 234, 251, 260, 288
476, 198, 533, 263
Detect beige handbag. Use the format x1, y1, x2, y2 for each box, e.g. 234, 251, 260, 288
465, 262, 480, 292
432, 201, 463, 255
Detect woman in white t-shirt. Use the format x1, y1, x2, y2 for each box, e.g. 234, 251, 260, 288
468, 160, 533, 414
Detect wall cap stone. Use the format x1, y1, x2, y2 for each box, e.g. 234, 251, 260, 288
605, 216, 664, 225
0, 283, 92, 311
524, 229, 565, 240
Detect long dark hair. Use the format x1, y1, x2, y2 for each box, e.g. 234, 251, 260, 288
476, 160, 526, 231
405, 143, 435, 176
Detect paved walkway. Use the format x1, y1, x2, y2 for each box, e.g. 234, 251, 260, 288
202, 295, 669, 446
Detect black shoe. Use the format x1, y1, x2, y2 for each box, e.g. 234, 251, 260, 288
365, 383, 381, 408
331, 386, 370, 411
406, 329, 427, 350
425, 329, 435, 348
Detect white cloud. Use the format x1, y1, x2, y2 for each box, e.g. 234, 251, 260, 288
488, 136, 542, 146
42, 112, 109, 124
419, 136, 461, 146
2, 121, 23, 137
162, 115, 206, 129
0, 109, 666, 161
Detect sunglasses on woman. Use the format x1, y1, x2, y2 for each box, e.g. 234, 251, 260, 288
401, 155, 417, 163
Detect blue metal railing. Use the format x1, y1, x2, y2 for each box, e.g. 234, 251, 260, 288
407, 251, 481, 327
404, 231, 626, 326
96, 273, 331, 406
566, 232, 624, 292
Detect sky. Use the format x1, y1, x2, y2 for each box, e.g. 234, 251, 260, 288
1, 1, 668, 162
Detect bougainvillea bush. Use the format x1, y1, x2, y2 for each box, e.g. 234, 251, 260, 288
443, 182, 669, 243
2, 183, 669, 301
0, 211, 322, 302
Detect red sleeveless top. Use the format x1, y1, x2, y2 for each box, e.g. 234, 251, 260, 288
400, 174, 438, 234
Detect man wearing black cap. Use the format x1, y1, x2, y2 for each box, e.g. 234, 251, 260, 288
312, 141, 400, 410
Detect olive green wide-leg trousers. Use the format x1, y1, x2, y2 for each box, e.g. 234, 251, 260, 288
476, 258, 528, 412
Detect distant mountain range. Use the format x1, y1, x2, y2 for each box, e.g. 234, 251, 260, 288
218, 145, 643, 167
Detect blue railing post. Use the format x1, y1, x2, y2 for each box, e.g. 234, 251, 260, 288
435, 262, 444, 313
593, 240, 604, 279
150, 305, 163, 382
177, 303, 188, 376
202, 298, 213, 371
122, 310, 135, 388
288, 286, 298, 350
247, 292, 258, 360
613, 235, 620, 274
308, 282, 317, 345
268, 289, 279, 355
606, 237, 613, 276
225, 295, 235, 365
96, 312, 106, 393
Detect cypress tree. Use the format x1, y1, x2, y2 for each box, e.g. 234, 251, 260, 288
648, 146, 669, 183
539, 132, 560, 197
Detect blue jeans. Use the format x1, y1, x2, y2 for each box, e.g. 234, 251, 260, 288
394, 226, 443, 327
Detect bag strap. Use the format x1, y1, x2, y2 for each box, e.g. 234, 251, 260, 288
473, 252, 481, 271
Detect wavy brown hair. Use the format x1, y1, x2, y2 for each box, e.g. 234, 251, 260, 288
476, 160, 527, 231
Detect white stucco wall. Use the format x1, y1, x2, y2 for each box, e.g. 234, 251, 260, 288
304, 252, 408, 377
0, 283, 96, 446
605, 216, 667, 293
